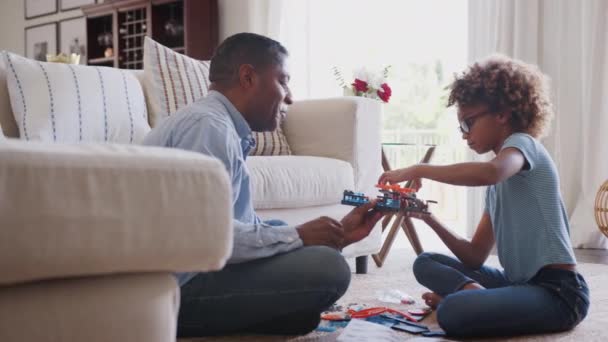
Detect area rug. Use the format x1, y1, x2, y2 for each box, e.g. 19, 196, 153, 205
180, 248, 608, 342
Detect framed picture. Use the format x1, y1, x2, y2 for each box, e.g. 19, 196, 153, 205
60, 0, 96, 11
25, 0, 58, 19
59, 17, 87, 64
25, 23, 58, 61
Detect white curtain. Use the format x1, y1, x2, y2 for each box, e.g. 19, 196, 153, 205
218, 0, 284, 39
468, 0, 608, 248
218, 0, 312, 98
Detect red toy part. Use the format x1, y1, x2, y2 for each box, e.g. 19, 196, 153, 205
321, 312, 351, 321
347, 306, 417, 322
385, 308, 418, 322
348, 307, 387, 318
375, 183, 416, 193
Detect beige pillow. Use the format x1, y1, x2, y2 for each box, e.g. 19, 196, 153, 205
250, 129, 291, 156
3, 51, 149, 143
143, 37, 291, 156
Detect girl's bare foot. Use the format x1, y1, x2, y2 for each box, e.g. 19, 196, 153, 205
422, 292, 443, 309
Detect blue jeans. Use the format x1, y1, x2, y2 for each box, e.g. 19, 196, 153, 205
177, 218, 350, 336
413, 252, 590, 337
177, 246, 350, 336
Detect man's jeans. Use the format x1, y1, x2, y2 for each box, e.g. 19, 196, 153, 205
413, 252, 590, 337
177, 246, 350, 336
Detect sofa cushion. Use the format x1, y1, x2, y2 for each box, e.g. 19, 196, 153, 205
0, 273, 178, 342
1, 51, 150, 143
247, 156, 354, 209
142, 37, 292, 156
0, 139, 233, 285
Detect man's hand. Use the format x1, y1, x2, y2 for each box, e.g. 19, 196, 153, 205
340, 200, 385, 248
296, 216, 344, 250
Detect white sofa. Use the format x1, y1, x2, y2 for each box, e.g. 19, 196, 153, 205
0, 58, 382, 341
0, 63, 383, 266
0, 139, 234, 342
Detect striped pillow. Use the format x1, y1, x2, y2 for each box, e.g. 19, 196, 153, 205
143, 37, 210, 127
250, 129, 292, 156
2, 51, 149, 143
142, 37, 291, 156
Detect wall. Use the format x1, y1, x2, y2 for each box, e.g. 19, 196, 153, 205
0, 0, 253, 56
0, 0, 83, 55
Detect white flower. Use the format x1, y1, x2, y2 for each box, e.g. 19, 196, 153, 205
353, 66, 386, 90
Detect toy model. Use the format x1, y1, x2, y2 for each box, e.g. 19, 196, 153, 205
342, 184, 438, 268
342, 184, 437, 213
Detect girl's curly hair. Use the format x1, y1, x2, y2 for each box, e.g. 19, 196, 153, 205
447, 54, 553, 138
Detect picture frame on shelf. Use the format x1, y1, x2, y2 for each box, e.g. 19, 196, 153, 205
60, 0, 96, 12
25, 0, 58, 20
59, 17, 87, 64
25, 23, 58, 61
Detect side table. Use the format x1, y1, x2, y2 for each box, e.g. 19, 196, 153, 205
372, 144, 436, 267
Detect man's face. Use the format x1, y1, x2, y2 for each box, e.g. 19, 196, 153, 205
245, 57, 292, 132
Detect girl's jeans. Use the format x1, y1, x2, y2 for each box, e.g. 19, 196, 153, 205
413, 252, 590, 337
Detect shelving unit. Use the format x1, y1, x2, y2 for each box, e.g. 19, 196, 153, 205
82, 0, 218, 69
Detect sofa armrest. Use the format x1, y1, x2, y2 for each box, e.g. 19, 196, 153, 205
0, 140, 233, 285
283, 96, 382, 193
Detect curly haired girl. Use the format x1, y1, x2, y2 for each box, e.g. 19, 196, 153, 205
378, 55, 589, 337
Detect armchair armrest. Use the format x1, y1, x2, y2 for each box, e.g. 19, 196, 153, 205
0, 140, 233, 285
283, 96, 382, 192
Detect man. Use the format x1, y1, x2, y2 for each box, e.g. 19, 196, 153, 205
143, 33, 383, 336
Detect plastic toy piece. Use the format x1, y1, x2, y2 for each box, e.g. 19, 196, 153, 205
347, 306, 418, 322
341, 185, 437, 214
407, 308, 432, 316
341, 190, 370, 207
321, 312, 351, 321
392, 322, 429, 334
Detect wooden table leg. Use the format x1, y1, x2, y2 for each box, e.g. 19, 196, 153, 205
382, 147, 391, 172
401, 215, 424, 255
381, 212, 395, 232
373, 144, 435, 267
372, 211, 405, 267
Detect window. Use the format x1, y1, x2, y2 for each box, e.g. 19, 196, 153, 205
280, 0, 469, 244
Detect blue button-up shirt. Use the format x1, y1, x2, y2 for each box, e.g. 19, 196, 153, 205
143, 90, 303, 285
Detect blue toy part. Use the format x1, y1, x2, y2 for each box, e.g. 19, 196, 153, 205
375, 197, 401, 211
341, 190, 370, 207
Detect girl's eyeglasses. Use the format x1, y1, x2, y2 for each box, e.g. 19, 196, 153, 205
459, 111, 491, 134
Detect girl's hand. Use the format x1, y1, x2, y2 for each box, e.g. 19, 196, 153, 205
378, 166, 420, 185
405, 210, 435, 224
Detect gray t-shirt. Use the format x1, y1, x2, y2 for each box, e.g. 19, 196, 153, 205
485, 133, 576, 283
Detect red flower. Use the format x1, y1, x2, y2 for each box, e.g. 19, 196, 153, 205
352, 78, 369, 93
377, 83, 392, 103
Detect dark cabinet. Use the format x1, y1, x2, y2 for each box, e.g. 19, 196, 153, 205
82, 0, 218, 69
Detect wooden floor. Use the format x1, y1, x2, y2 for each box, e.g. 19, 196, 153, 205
574, 248, 608, 264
